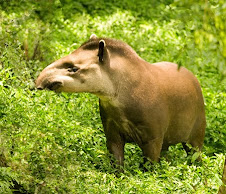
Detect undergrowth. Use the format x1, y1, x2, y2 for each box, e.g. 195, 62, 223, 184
0, 0, 225, 193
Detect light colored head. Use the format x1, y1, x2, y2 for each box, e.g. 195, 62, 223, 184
36, 35, 114, 96
36, 35, 140, 97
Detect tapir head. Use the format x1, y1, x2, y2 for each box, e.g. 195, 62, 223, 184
35, 34, 114, 96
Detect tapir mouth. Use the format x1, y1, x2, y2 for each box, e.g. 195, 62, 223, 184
46, 81, 63, 91
37, 81, 63, 91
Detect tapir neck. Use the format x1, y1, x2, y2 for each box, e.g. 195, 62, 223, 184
97, 58, 154, 105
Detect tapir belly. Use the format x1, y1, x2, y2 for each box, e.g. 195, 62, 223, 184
115, 102, 202, 149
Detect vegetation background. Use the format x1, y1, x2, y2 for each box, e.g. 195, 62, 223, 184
0, 0, 226, 193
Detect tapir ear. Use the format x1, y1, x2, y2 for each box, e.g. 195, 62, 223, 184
90, 34, 97, 40
98, 40, 105, 62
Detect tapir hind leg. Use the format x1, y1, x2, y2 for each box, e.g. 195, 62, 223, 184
188, 115, 206, 151
182, 115, 206, 158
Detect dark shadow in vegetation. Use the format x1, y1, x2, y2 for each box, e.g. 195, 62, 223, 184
11, 180, 31, 194
1, 0, 176, 21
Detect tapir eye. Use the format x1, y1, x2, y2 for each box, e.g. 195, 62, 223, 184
68, 67, 79, 72
63, 62, 74, 68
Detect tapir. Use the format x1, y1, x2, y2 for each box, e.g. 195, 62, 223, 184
36, 34, 206, 168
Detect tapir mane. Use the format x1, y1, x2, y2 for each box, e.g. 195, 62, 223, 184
79, 38, 140, 59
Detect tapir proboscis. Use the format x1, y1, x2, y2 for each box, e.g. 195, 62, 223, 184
36, 34, 206, 168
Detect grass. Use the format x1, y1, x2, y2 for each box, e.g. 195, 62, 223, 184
0, 0, 225, 193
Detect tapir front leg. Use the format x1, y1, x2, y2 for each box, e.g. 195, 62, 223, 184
141, 137, 163, 163
104, 121, 125, 169
99, 101, 125, 169
106, 138, 125, 168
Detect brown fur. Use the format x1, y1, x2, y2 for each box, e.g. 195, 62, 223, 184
36, 36, 206, 168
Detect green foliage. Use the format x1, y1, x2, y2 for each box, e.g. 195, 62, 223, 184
0, 0, 225, 193
172, 0, 226, 75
